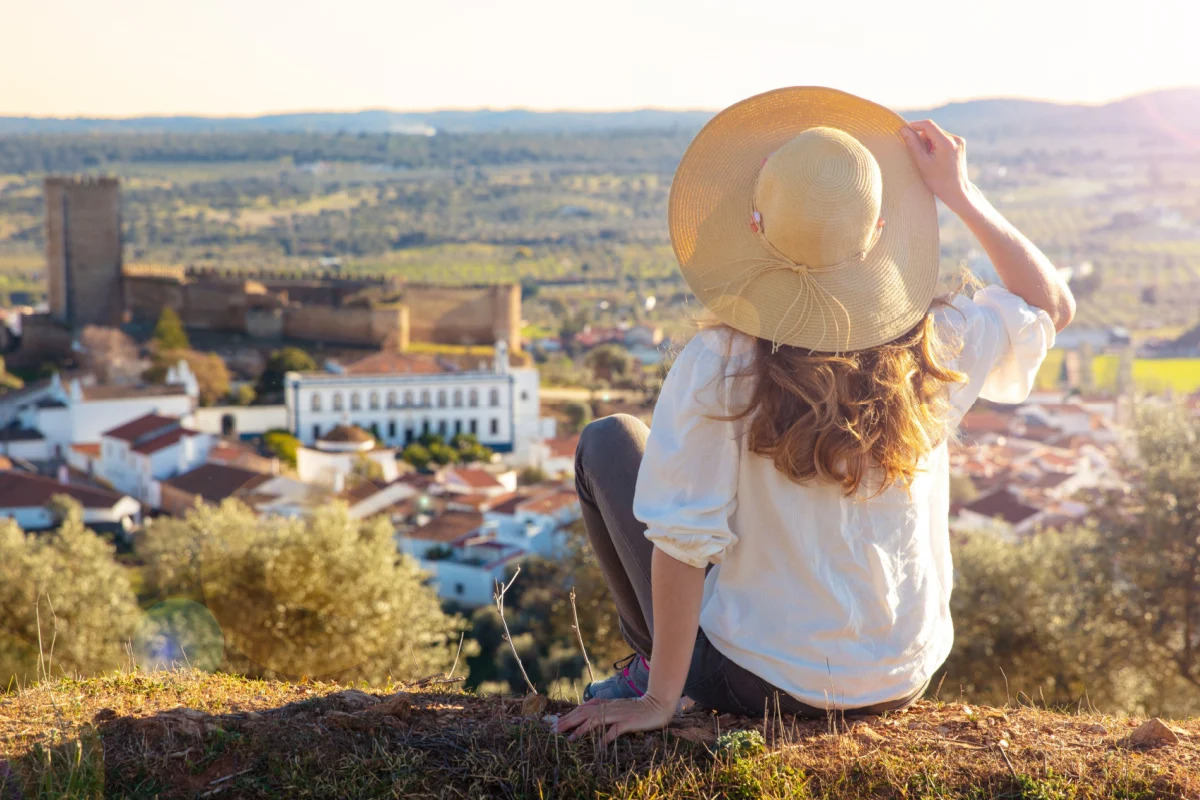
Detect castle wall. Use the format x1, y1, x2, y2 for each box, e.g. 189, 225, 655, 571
9, 313, 74, 368
45, 177, 124, 328
283, 304, 408, 348
403, 284, 520, 348
125, 275, 186, 325
124, 270, 512, 351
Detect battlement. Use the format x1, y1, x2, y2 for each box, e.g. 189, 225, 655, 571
44, 175, 120, 189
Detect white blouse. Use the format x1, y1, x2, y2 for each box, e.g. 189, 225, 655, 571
633, 285, 1057, 709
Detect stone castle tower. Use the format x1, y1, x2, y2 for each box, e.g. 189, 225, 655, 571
44, 176, 124, 328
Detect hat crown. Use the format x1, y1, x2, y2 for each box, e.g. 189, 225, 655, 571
753, 127, 883, 269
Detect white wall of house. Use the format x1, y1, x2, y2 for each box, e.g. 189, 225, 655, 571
98, 432, 213, 504
0, 438, 53, 461
193, 405, 288, 437
348, 482, 417, 519
420, 558, 513, 607
296, 446, 400, 488
0, 496, 141, 531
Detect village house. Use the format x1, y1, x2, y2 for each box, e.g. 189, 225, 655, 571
0, 362, 198, 462
93, 413, 213, 506
294, 424, 401, 489
0, 469, 140, 534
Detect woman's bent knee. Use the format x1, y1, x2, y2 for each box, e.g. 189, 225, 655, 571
576, 414, 648, 474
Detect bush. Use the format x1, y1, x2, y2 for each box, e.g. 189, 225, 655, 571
0, 499, 141, 686
138, 501, 470, 683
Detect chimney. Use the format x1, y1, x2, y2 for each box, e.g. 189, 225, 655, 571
57, 464, 69, 485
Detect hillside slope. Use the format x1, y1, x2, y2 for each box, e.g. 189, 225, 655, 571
2, 670, 1198, 799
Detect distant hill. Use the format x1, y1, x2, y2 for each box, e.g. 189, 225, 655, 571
0, 87, 1196, 138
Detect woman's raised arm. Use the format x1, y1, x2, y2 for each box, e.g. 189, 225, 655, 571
901, 120, 1076, 333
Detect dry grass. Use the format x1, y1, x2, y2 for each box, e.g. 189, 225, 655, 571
2, 669, 1198, 799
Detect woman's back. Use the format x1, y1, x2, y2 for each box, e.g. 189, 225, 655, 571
632, 284, 1057, 709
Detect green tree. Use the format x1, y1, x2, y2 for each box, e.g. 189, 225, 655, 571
938, 526, 1147, 713
583, 343, 633, 382
1095, 399, 1200, 708
427, 440, 458, 466
152, 307, 190, 351
401, 443, 432, 471
563, 401, 594, 435
263, 429, 300, 468
138, 501, 469, 683
255, 347, 318, 402
0, 499, 141, 686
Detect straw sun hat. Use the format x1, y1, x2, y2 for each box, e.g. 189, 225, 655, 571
669, 86, 939, 353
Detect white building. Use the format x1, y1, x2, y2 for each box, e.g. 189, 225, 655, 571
96, 413, 213, 506
295, 424, 401, 489
284, 341, 542, 462
0, 363, 198, 461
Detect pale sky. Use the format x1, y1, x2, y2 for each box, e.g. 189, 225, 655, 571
5, 0, 1199, 117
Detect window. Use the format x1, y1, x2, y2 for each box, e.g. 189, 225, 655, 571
350, 392, 362, 411
313, 424, 320, 439
332, 392, 344, 411
438, 420, 448, 436
454, 419, 462, 435
437, 390, 447, 408
453, 389, 463, 408
388, 420, 396, 438
369, 391, 380, 410
489, 388, 500, 407
387, 390, 397, 409
420, 390, 430, 406
422, 420, 431, 435
520, 391, 529, 402
490, 418, 499, 436
468, 389, 478, 408
469, 418, 478, 435
405, 390, 414, 407
455, 582, 465, 596
311, 393, 322, 412
405, 427, 414, 444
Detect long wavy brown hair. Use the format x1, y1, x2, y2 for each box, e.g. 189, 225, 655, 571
707, 270, 979, 498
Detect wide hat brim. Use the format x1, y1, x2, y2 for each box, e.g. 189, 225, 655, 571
669, 86, 939, 353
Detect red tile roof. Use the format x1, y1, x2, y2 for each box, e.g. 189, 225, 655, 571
408, 510, 483, 543
70, 443, 101, 457
486, 492, 530, 515
960, 410, 1013, 436
0, 471, 130, 509
81, 383, 188, 401
543, 434, 581, 460
344, 351, 449, 376
445, 468, 505, 490
962, 488, 1041, 525
103, 413, 179, 444
519, 488, 579, 515
131, 427, 200, 455
162, 463, 271, 504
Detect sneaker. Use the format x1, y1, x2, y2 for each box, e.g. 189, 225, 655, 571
583, 653, 650, 701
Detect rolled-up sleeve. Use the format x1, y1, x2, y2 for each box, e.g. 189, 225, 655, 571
633, 331, 745, 568
973, 285, 1058, 404
936, 285, 1058, 420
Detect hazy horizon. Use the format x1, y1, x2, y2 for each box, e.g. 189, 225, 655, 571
5, 83, 1199, 122
5, 0, 1198, 118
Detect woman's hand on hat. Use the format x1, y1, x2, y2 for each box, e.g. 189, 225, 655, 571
901, 120, 975, 214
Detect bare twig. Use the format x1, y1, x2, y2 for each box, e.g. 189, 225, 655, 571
996, 743, 1020, 781
448, 631, 465, 680
494, 566, 536, 695
568, 587, 595, 686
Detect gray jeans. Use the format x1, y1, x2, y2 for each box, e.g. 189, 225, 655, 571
574, 413, 928, 718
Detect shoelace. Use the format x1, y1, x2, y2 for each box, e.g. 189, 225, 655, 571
611, 653, 645, 697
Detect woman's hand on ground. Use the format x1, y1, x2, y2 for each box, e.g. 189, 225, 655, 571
901, 119, 975, 214
554, 694, 677, 744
